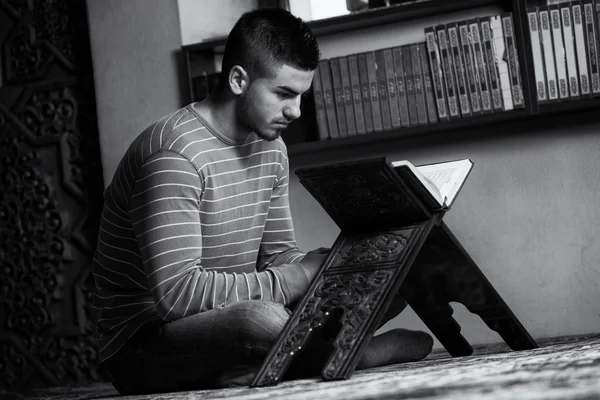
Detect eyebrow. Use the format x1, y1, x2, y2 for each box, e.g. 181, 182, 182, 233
276, 85, 306, 95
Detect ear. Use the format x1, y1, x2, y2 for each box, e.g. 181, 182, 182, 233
229, 65, 250, 95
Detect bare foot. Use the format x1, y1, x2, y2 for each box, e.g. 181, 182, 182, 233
357, 329, 433, 369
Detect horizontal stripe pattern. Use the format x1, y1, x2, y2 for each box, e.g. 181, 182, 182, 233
94, 105, 306, 362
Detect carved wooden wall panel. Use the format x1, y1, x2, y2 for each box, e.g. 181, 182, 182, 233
0, 0, 104, 391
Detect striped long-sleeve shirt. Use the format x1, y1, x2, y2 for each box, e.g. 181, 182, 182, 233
93, 104, 308, 362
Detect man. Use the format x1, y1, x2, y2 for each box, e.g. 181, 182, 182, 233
94, 7, 432, 395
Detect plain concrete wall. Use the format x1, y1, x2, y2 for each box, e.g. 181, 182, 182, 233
86, 0, 185, 185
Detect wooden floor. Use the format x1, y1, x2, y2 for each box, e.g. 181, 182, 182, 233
3, 334, 600, 400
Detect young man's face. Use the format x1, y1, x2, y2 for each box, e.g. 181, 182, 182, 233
237, 64, 314, 141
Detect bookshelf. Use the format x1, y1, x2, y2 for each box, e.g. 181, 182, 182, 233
180, 0, 600, 156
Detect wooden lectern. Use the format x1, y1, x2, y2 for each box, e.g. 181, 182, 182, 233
251, 157, 537, 387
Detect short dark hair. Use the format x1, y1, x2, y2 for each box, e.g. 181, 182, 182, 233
220, 7, 320, 82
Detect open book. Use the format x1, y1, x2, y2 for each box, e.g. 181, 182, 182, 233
392, 158, 473, 209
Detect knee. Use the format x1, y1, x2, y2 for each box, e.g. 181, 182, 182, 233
228, 300, 290, 346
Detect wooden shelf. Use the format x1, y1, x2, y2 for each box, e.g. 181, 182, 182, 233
537, 96, 600, 115
182, 0, 506, 52
288, 108, 529, 156
309, 0, 504, 37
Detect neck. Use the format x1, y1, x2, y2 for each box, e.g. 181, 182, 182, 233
194, 92, 251, 142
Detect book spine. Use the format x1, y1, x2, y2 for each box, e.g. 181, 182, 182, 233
383, 48, 401, 129
481, 18, 504, 111
551, 5, 570, 99
393, 46, 411, 127
339, 56, 357, 136
448, 23, 471, 116
503, 13, 525, 108
375, 49, 392, 130
411, 43, 429, 125
562, 4, 580, 98
528, 8, 548, 104
596, 0, 600, 92
312, 64, 330, 140
330, 57, 348, 137
403, 44, 419, 126
491, 15, 514, 111
540, 7, 559, 101
572, 2, 591, 95
419, 41, 439, 123
470, 19, 494, 113
319, 60, 340, 139
459, 22, 482, 115
358, 53, 375, 133
348, 54, 367, 134
425, 27, 449, 121
437, 26, 460, 118
584, 0, 600, 94
366, 51, 383, 132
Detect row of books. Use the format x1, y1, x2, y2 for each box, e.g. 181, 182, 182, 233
313, 13, 524, 140
527, 0, 600, 103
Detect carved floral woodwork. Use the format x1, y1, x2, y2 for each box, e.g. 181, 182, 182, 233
0, 0, 104, 391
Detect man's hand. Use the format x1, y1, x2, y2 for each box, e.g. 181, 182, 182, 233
300, 247, 330, 282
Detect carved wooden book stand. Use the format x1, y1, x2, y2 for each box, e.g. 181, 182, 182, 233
251, 157, 537, 387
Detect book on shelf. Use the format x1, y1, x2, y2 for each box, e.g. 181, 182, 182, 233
339, 56, 358, 136
502, 13, 525, 108
480, 17, 504, 111
459, 21, 483, 115
540, 6, 559, 102
403, 44, 420, 126
348, 54, 367, 134
437, 25, 460, 119
470, 19, 494, 113
491, 15, 515, 111
572, 2, 591, 96
425, 27, 449, 121
419, 41, 439, 124
383, 48, 402, 129
528, 8, 548, 104
319, 60, 340, 139
393, 46, 412, 127
550, 5, 569, 100
570, 2, 591, 96
391, 158, 474, 209
330, 57, 349, 137
366, 51, 384, 132
312, 63, 329, 140
583, 0, 600, 94
448, 22, 472, 117
358, 53, 375, 133
375, 49, 393, 131
561, 3, 580, 98
411, 43, 429, 125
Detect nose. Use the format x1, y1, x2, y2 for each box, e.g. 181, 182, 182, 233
283, 97, 301, 121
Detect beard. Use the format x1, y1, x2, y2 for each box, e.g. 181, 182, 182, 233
237, 92, 282, 142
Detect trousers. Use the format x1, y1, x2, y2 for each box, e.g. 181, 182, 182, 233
102, 297, 409, 394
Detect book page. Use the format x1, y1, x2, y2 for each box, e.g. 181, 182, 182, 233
392, 160, 443, 205
391, 158, 473, 207
416, 159, 473, 206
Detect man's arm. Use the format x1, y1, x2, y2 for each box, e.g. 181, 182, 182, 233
129, 151, 309, 321
256, 151, 331, 298
257, 152, 304, 269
